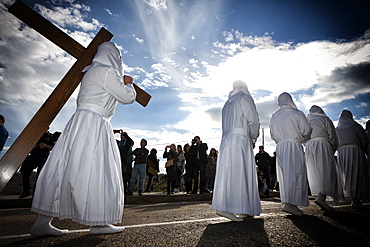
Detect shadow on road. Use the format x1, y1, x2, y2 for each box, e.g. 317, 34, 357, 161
197, 218, 270, 247
289, 211, 370, 246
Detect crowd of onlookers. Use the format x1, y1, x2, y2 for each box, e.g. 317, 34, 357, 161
119, 134, 219, 196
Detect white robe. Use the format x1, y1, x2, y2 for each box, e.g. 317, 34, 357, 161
305, 107, 343, 200
269, 100, 312, 206
32, 43, 136, 226
336, 111, 369, 199
212, 90, 262, 216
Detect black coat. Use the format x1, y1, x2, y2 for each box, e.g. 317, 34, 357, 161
190, 142, 208, 164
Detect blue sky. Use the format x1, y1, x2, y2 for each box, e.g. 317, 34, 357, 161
1, 0, 369, 172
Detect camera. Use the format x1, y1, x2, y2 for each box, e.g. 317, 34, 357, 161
192, 139, 196, 144
113, 129, 121, 134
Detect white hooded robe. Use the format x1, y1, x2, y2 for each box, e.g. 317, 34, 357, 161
32, 42, 136, 226
336, 110, 369, 199
305, 105, 343, 200
212, 81, 262, 216
269, 92, 312, 206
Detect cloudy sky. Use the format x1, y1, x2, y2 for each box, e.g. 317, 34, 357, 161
1, 0, 369, 172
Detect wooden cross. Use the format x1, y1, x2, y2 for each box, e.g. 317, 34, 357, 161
0, 1, 151, 193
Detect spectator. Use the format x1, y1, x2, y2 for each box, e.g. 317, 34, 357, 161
255, 146, 271, 192
124, 144, 134, 195
205, 148, 217, 193
184, 143, 193, 194
336, 110, 369, 208
176, 145, 185, 191
270, 152, 277, 191
190, 136, 208, 194
258, 171, 268, 198
116, 130, 134, 194
145, 148, 159, 192
306, 105, 342, 212
127, 139, 149, 195
0, 114, 9, 154
19, 130, 54, 198
269, 92, 312, 216
163, 144, 177, 195
31, 42, 136, 236
212, 80, 261, 222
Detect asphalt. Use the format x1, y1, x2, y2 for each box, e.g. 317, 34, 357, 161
1, 194, 370, 247
0, 191, 216, 209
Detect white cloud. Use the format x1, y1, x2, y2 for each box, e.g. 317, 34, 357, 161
104, 8, 112, 15
168, 29, 370, 154
132, 34, 144, 44
144, 0, 168, 11
35, 3, 102, 32
356, 102, 368, 108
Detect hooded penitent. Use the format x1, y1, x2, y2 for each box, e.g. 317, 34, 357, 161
212, 80, 262, 216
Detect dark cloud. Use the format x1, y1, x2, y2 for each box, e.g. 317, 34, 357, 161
255, 99, 278, 127
205, 107, 221, 122
327, 62, 370, 88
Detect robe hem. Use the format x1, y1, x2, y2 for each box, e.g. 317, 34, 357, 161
31, 208, 122, 226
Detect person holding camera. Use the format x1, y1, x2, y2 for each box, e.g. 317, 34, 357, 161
190, 136, 208, 194
115, 130, 134, 194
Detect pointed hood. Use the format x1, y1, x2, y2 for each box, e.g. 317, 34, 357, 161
83, 41, 124, 77
307, 105, 327, 121
337, 110, 357, 129
228, 80, 251, 102
277, 92, 297, 109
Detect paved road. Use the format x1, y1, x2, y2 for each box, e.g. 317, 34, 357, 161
0, 197, 369, 246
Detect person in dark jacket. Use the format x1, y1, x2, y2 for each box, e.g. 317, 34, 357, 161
255, 146, 271, 190
127, 139, 149, 195
116, 130, 134, 194
184, 143, 193, 194
190, 136, 208, 194
163, 144, 177, 195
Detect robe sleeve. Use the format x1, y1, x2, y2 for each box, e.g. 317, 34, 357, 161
104, 68, 137, 105
296, 110, 312, 143
241, 95, 260, 142
357, 124, 369, 152
325, 117, 339, 151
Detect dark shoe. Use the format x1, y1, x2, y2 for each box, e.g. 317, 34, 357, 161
126, 191, 133, 196
191, 191, 197, 194
138, 191, 142, 195
19, 192, 32, 198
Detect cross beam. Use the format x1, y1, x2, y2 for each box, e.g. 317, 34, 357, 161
0, 1, 150, 193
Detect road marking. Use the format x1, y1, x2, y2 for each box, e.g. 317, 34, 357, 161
0, 217, 228, 239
